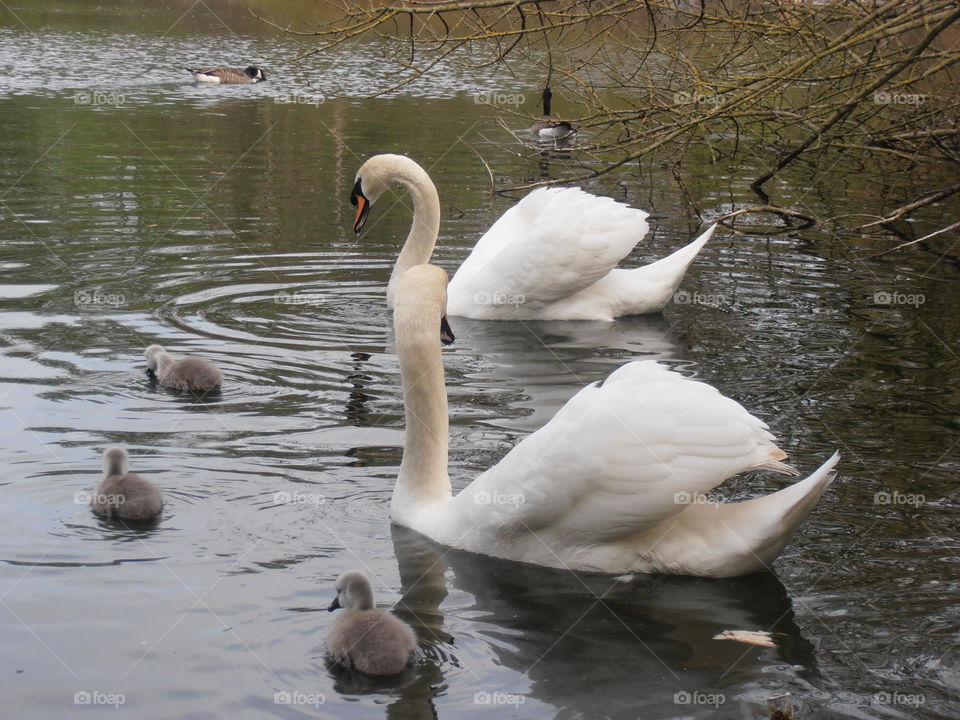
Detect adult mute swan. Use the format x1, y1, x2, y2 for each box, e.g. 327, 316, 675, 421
326, 570, 417, 675
350, 154, 715, 321
390, 264, 840, 578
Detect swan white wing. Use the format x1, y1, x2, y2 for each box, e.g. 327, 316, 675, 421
447, 187, 649, 315
450, 361, 791, 545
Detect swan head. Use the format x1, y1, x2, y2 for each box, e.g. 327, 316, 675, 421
327, 570, 375, 612
350, 154, 431, 234
103, 446, 129, 476
393, 264, 455, 345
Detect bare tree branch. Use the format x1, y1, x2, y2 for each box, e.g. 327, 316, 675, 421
279, 0, 960, 250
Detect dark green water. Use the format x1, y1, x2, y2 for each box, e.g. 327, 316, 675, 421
1, 1, 958, 719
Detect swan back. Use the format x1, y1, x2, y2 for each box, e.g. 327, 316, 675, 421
326, 570, 417, 675
420, 359, 836, 576
447, 187, 650, 318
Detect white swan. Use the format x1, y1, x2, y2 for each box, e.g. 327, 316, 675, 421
350, 154, 714, 321
389, 264, 840, 578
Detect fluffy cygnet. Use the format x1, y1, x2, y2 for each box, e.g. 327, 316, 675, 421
91, 446, 163, 521
145, 344, 222, 393
326, 570, 416, 675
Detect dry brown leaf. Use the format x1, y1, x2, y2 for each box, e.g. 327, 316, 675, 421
712, 630, 776, 647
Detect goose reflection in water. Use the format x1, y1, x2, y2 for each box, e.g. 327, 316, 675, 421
370, 525, 818, 720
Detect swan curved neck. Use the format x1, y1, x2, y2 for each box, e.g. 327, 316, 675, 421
393, 304, 451, 515
386, 166, 441, 308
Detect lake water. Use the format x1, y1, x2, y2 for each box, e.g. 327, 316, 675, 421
1, 1, 958, 718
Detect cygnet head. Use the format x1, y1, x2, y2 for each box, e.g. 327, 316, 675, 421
350, 154, 430, 233
393, 264, 455, 345
144, 344, 170, 372
328, 570, 376, 612
102, 445, 129, 476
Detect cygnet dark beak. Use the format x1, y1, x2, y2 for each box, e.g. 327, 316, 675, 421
440, 315, 455, 345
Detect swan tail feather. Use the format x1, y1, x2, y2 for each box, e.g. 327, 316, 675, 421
748, 445, 801, 477
630, 451, 839, 577
592, 224, 716, 317
757, 457, 802, 477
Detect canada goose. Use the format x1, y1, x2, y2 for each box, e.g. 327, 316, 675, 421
350, 153, 714, 320
383, 263, 840, 578
326, 570, 417, 675
185, 66, 266, 84
530, 87, 575, 139
144, 344, 222, 393
91, 446, 163, 521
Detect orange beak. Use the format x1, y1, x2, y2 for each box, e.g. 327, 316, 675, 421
350, 178, 369, 233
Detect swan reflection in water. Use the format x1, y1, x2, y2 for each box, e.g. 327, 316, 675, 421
344, 525, 819, 719
448, 314, 684, 432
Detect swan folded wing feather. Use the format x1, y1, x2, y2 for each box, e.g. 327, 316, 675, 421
622, 451, 840, 576
456, 187, 565, 269
452, 361, 791, 545
538, 224, 717, 320
448, 188, 650, 313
